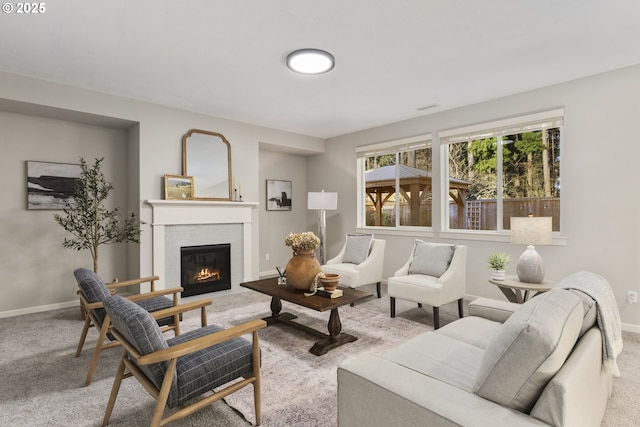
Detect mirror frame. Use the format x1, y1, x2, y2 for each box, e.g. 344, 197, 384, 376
182, 129, 232, 201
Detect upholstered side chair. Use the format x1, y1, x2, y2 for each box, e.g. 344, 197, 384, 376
102, 295, 266, 427
73, 268, 211, 386
388, 242, 467, 329
322, 236, 386, 298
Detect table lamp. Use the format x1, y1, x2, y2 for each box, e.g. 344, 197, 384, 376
307, 190, 338, 265
510, 216, 552, 283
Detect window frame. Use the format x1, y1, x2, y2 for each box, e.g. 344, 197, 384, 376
356, 133, 433, 230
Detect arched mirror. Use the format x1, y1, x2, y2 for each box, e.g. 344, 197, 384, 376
182, 129, 232, 200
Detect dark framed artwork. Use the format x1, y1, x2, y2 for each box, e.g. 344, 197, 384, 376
266, 179, 292, 211
26, 161, 82, 210
164, 174, 194, 200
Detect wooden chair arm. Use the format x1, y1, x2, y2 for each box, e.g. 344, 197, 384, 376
106, 276, 161, 291
137, 319, 266, 365
126, 287, 184, 302
149, 299, 213, 320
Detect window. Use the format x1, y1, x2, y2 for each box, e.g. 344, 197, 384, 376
440, 110, 562, 232
357, 135, 432, 228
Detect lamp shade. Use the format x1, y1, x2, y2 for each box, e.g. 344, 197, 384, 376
510, 217, 552, 245
307, 191, 337, 210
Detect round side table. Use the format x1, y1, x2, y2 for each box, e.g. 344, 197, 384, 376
488, 275, 554, 304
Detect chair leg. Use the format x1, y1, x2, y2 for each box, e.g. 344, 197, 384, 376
75, 315, 93, 357
433, 306, 440, 329
84, 319, 110, 386
252, 330, 262, 426
151, 358, 178, 427
390, 297, 396, 318
417, 303, 423, 308
458, 298, 464, 319
102, 350, 127, 427
376, 282, 381, 298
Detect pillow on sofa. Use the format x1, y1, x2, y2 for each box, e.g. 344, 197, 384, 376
472, 289, 583, 414
342, 233, 373, 264
408, 240, 454, 277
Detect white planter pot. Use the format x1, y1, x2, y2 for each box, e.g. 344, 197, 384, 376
491, 270, 506, 281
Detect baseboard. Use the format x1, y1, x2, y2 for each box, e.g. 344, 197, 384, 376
0, 299, 79, 319
621, 322, 640, 333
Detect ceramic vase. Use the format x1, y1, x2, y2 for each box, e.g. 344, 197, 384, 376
285, 249, 321, 291
491, 269, 506, 281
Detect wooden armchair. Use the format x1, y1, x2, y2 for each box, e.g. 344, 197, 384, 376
102, 295, 266, 427
73, 268, 211, 386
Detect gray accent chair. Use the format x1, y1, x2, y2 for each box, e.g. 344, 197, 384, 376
102, 295, 266, 427
73, 268, 211, 386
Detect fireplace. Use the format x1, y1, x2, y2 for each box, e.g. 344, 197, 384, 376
180, 244, 231, 297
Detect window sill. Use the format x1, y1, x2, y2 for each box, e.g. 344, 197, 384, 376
357, 227, 567, 246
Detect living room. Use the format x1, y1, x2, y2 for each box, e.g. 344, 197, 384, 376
1, 2, 639, 426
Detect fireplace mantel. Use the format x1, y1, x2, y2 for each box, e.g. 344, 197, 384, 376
146, 200, 258, 291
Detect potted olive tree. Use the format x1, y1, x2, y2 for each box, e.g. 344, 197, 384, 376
487, 252, 510, 281
54, 157, 143, 273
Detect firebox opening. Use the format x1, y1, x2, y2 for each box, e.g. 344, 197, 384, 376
180, 243, 231, 297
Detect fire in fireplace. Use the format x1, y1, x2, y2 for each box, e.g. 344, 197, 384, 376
180, 243, 231, 297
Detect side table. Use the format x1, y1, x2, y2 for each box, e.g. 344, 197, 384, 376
488, 275, 554, 304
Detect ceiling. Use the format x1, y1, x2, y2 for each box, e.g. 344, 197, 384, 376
1, 1, 640, 139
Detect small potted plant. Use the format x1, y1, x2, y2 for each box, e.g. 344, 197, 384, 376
487, 252, 510, 281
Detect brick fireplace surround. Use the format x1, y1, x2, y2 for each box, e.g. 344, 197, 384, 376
146, 200, 258, 294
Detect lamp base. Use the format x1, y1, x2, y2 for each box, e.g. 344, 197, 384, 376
516, 245, 545, 284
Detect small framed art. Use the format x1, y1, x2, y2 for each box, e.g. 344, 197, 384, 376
164, 175, 194, 200
266, 179, 292, 211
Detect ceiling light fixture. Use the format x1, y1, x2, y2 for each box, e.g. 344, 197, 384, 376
286, 49, 335, 75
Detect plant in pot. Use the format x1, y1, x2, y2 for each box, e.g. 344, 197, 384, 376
54, 157, 144, 274
487, 252, 510, 281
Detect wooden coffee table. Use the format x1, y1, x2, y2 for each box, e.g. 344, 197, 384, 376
240, 277, 372, 356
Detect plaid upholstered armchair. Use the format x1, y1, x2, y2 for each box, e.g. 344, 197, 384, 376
73, 268, 211, 386
102, 295, 266, 426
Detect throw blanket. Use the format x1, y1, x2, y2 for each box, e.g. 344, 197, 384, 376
555, 271, 623, 377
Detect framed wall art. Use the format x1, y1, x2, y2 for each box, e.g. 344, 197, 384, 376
26, 160, 82, 210
266, 179, 292, 211
164, 174, 194, 200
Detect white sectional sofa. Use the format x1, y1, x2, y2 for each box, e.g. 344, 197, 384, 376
338, 272, 618, 427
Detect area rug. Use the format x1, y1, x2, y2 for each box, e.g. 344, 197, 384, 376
180, 298, 432, 426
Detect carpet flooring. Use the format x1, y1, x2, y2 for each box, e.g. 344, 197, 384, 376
1, 283, 639, 426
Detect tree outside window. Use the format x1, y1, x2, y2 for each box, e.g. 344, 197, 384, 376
446, 127, 560, 231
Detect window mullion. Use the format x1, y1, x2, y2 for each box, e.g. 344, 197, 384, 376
496, 135, 504, 231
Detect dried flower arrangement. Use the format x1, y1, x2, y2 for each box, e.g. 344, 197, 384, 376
285, 231, 320, 253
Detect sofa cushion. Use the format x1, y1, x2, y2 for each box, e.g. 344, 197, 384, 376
342, 233, 373, 264
473, 289, 583, 413
568, 289, 597, 337
408, 240, 454, 277
436, 316, 502, 350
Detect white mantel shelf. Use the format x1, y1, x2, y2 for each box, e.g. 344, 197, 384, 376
145, 199, 259, 290
146, 199, 259, 225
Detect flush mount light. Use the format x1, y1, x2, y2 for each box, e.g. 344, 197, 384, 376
286, 48, 335, 75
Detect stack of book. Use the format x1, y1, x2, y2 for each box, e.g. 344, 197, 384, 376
315, 287, 343, 298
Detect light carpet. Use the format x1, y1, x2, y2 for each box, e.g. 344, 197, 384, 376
1, 284, 639, 426
181, 297, 431, 426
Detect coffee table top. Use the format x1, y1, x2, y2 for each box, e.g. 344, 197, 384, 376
240, 277, 372, 312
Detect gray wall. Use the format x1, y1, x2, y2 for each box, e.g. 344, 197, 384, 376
0, 111, 129, 313
310, 64, 640, 330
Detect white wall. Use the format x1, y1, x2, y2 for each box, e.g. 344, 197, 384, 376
312, 64, 640, 330
0, 71, 324, 316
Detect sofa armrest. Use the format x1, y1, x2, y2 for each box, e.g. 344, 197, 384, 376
469, 297, 521, 323
338, 354, 549, 427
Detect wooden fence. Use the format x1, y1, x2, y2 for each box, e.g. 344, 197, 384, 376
366, 197, 560, 230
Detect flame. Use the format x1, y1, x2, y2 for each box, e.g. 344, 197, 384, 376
193, 267, 221, 282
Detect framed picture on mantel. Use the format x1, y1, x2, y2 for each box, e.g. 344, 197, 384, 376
266, 179, 292, 211
164, 174, 194, 200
